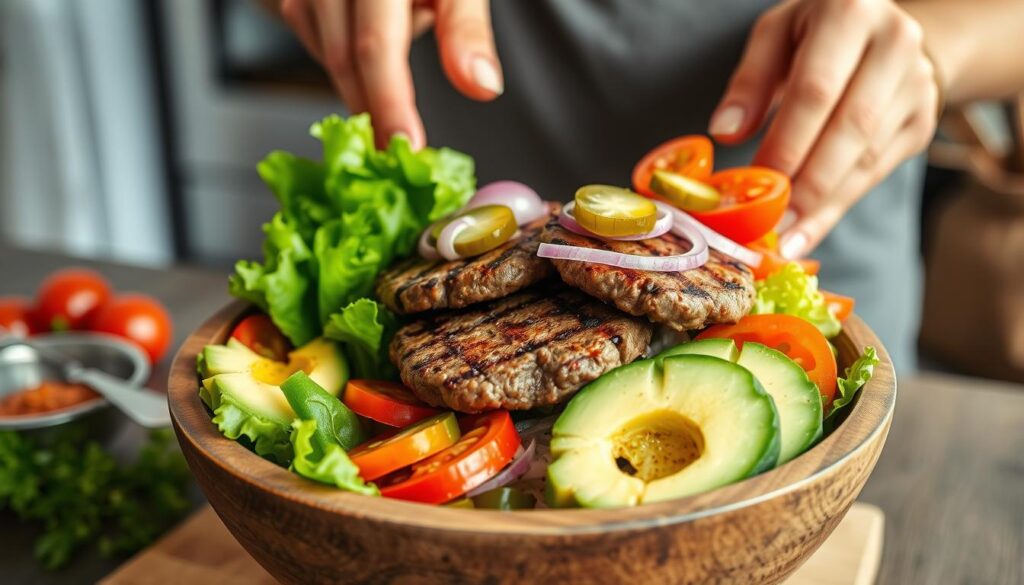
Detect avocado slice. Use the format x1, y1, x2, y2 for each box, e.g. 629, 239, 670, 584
198, 337, 349, 463
547, 354, 780, 508
657, 339, 822, 464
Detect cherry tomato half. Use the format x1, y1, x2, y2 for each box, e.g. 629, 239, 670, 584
231, 314, 292, 362
35, 268, 111, 331
344, 379, 440, 427
698, 314, 838, 406
822, 290, 855, 321
349, 412, 461, 481
632, 135, 714, 198
90, 294, 173, 364
0, 297, 41, 337
690, 167, 790, 244
378, 411, 521, 504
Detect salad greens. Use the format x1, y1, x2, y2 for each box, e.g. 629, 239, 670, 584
824, 346, 880, 431
752, 262, 842, 339
0, 429, 190, 569
324, 298, 398, 380
282, 372, 377, 495
230, 114, 476, 372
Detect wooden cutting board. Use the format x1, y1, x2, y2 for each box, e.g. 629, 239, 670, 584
101, 502, 884, 585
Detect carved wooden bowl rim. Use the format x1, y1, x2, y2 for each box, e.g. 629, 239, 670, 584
169, 300, 896, 536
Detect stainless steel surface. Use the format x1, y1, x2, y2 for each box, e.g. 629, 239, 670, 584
0, 332, 150, 430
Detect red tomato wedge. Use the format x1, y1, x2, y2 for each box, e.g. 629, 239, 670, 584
378, 411, 521, 504
691, 167, 790, 244
822, 290, 855, 321
344, 380, 440, 427
231, 314, 292, 362
349, 412, 461, 481
632, 135, 714, 197
698, 314, 838, 406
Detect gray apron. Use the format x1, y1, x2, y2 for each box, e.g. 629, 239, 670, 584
410, 0, 923, 373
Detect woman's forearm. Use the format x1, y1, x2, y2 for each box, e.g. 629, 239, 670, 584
903, 1, 1024, 105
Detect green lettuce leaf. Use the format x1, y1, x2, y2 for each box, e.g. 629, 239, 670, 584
289, 419, 378, 496
823, 346, 879, 431
229, 113, 476, 349
200, 378, 293, 465
753, 262, 842, 338
323, 299, 397, 379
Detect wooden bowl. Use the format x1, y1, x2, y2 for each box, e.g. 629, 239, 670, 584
169, 301, 896, 585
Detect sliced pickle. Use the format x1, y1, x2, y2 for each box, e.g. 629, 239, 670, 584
574, 185, 658, 237
649, 170, 721, 212
432, 204, 517, 258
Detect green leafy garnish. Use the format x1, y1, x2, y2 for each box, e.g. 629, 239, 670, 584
753, 262, 842, 338
824, 346, 879, 431
290, 419, 378, 496
201, 376, 294, 465
0, 429, 190, 569
324, 298, 397, 380
229, 113, 476, 348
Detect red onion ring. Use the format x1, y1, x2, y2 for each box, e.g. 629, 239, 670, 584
538, 220, 709, 272
436, 216, 474, 261
418, 225, 440, 260
661, 203, 763, 267
558, 202, 673, 241
465, 439, 536, 498
466, 181, 548, 225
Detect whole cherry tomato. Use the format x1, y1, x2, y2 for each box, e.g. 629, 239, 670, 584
0, 297, 39, 337
35, 268, 111, 331
90, 294, 173, 363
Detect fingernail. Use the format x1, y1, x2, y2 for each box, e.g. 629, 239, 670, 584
709, 105, 745, 136
471, 56, 503, 96
779, 231, 808, 260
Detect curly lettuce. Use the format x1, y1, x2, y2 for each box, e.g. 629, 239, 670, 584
229, 113, 476, 350
823, 346, 880, 432
289, 419, 377, 496
752, 262, 842, 338
324, 298, 397, 380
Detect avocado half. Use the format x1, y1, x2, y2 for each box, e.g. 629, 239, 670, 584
547, 353, 781, 508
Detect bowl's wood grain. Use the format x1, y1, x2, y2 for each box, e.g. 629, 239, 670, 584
169, 301, 896, 585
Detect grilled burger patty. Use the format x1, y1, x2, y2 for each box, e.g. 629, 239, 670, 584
541, 224, 755, 331
389, 287, 653, 412
375, 206, 557, 314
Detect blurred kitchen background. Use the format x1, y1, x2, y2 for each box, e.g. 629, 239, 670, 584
2, 0, 1022, 382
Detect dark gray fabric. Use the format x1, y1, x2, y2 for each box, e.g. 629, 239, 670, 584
410, 1, 922, 372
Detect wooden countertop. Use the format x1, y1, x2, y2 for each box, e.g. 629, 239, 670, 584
1, 243, 1021, 585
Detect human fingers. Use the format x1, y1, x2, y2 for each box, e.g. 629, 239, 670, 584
314, 0, 368, 114
280, 0, 323, 62
710, 4, 795, 143
753, 0, 880, 176
354, 0, 425, 148
434, 0, 503, 101
789, 11, 924, 217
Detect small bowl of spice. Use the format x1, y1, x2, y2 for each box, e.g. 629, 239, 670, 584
0, 333, 150, 435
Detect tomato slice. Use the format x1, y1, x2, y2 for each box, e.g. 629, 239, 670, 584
691, 167, 790, 244
231, 314, 292, 362
377, 411, 521, 504
821, 290, 855, 321
747, 233, 821, 280
632, 135, 714, 198
349, 412, 461, 481
697, 314, 838, 406
344, 380, 440, 427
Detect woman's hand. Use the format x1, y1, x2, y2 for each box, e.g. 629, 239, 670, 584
280, 0, 504, 149
710, 0, 940, 259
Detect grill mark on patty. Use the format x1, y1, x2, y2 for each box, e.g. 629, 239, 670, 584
440, 294, 612, 388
